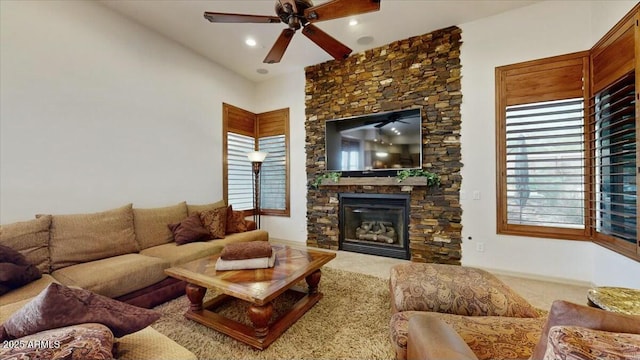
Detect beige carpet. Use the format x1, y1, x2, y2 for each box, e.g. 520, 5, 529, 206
152, 267, 395, 360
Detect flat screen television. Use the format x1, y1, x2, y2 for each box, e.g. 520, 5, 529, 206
325, 108, 422, 175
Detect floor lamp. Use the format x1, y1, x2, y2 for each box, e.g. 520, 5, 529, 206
247, 151, 268, 229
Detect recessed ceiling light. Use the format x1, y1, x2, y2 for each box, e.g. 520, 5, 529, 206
256, 68, 269, 75
357, 36, 374, 45
349, 19, 358, 26
245, 38, 257, 47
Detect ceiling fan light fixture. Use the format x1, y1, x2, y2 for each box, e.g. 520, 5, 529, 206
204, 0, 381, 63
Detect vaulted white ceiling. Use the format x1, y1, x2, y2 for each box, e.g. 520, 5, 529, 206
100, 0, 539, 82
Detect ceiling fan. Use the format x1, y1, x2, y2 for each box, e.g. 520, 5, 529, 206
203, 0, 381, 64
366, 114, 409, 128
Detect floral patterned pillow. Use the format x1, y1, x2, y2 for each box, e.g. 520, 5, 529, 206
226, 205, 248, 234
199, 207, 227, 239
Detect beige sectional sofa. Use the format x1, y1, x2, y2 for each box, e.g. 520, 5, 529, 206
0, 200, 268, 359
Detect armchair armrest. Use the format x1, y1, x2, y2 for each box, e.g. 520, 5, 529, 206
407, 315, 478, 360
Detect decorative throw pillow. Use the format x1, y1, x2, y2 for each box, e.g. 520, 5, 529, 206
0, 323, 115, 360
199, 207, 227, 239
0, 245, 41, 295
1, 283, 160, 340
530, 300, 640, 360
226, 205, 248, 234
168, 213, 211, 245
543, 325, 640, 360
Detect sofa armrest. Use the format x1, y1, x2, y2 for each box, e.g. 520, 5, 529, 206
407, 315, 478, 360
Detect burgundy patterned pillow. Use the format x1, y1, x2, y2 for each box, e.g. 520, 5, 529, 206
1, 283, 160, 339
0, 323, 115, 360
168, 213, 211, 245
226, 205, 248, 234
0, 245, 41, 295
200, 207, 227, 239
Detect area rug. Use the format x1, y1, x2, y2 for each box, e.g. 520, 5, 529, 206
151, 267, 395, 360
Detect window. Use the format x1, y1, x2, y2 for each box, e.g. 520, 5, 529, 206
223, 104, 290, 217
505, 99, 585, 229
259, 135, 287, 212
591, 72, 637, 254
496, 4, 639, 261
496, 53, 590, 240
226, 132, 255, 210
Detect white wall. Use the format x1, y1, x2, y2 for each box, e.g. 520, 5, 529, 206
459, 0, 639, 286
0, 0, 256, 222
254, 71, 308, 243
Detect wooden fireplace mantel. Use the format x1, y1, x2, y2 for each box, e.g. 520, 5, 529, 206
318, 177, 433, 187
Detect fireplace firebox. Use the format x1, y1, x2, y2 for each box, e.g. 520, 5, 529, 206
339, 193, 410, 259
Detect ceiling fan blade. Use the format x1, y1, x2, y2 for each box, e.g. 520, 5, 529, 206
302, 24, 352, 60
264, 28, 296, 64
304, 0, 381, 22
203, 12, 281, 24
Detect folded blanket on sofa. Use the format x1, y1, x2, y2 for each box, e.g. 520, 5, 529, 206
215, 252, 276, 271
220, 241, 272, 261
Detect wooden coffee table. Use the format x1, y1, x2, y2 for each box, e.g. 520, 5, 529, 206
164, 244, 336, 350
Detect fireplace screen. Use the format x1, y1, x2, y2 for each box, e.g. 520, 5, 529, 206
339, 193, 410, 259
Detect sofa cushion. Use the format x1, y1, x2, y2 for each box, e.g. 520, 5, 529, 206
531, 300, 640, 359
0, 323, 115, 360
389, 263, 541, 317
1, 283, 160, 340
118, 326, 197, 360
200, 207, 227, 239
0, 274, 58, 310
49, 204, 138, 271
168, 213, 211, 245
186, 200, 225, 216
0, 215, 51, 274
140, 241, 222, 267
543, 325, 640, 360
52, 254, 169, 298
0, 245, 42, 295
390, 311, 546, 360
133, 202, 188, 250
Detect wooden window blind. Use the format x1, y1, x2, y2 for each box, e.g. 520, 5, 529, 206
588, 3, 638, 260
591, 72, 637, 253
226, 132, 256, 211
496, 52, 590, 239
223, 104, 290, 217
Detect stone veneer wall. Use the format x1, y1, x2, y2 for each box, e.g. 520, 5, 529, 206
304, 26, 463, 264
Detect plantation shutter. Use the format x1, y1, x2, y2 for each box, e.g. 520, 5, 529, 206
257, 108, 290, 216
591, 72, 637, 245
496, 52, 589, 239
227, 132, 255, 211
505, 99, 585, 228
224, 104, 257, 211
588, 6, 638, 258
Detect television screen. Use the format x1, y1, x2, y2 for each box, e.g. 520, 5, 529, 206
325, 108, 422, 174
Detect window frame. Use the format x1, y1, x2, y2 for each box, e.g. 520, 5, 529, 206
495, 4, 639, 262
495, 52, 592, 242
222, 103, 291, 218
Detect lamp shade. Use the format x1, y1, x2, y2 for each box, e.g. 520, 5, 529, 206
247, 151, 268, 163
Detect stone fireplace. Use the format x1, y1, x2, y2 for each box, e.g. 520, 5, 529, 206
305, 26, 463, 264
339, 193, 410, 259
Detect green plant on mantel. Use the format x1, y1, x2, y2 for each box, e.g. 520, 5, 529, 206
396, 169, 441, 186
310, 172, 342, 189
